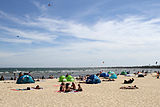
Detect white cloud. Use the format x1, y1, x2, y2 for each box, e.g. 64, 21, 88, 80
1, 9, 160, 66
0, 38, 32, 44
0, 52, 16, 58
0, 25, 56, 43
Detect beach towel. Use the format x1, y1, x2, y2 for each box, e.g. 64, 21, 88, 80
53, 85, 61, 87
10, 89, 32, 91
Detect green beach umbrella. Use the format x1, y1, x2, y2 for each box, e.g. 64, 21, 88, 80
121, 71, 127, 75
66, 75, 74, 82
59, 75, 67, 82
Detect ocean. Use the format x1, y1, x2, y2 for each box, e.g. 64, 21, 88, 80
0, 67, 159, 80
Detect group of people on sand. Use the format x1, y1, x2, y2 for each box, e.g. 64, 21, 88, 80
60, 82, 82, 92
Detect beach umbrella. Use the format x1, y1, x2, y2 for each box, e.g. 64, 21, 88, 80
109, 74, 117, 79
120, 71, 127, 75
16, 75, 35, 84
100, 72, 109, 77
138, 73, 144, 77
66, 75, 74, 82
59, 75, 67, 82
86, 75, 101, 84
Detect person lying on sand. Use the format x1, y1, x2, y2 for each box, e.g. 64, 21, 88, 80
76, 84, 83, 91
120, 85, 138, 89
102, 78, 115, 81
32, 85, 43, 89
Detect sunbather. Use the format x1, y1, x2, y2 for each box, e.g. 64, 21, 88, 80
32, 85, 43, 89
120, 85, 138, 89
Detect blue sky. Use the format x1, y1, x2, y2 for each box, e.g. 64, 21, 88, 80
0, 0, 160, 67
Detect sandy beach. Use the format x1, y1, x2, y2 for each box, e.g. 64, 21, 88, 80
0, 74, 160, 107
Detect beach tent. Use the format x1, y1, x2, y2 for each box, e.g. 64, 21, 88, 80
16, 75, 35, 84
109, 74, 117, 79
120, 71, 127, 75
100, 72, 109, 77
138, 73, 144, 77
66, 75, 74, 82
86, 75, 101, 84
59, 75, 67, 82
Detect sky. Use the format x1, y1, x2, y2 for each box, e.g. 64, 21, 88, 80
0, 0, 160, 67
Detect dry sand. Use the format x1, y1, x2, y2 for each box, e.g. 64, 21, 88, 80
0, 74, 160, 107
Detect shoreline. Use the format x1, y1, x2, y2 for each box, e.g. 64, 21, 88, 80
0, 65, 160, 69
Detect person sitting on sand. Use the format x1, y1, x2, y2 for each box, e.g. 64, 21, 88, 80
71, 82, 76, 90
10, 77, 13, 80
19, 72, 23, 77
65, 83, 72, 92
77, 84, 83, 91
60, 82, 65, 92
0, 75, 4, 81
124, 78, 134, 84
42, 76, 45, 79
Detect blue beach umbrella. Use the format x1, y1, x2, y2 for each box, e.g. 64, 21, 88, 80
109, 74, 117, 79
100, 72, 109, 77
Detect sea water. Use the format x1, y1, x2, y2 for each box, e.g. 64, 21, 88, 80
0, 67, 159, 80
